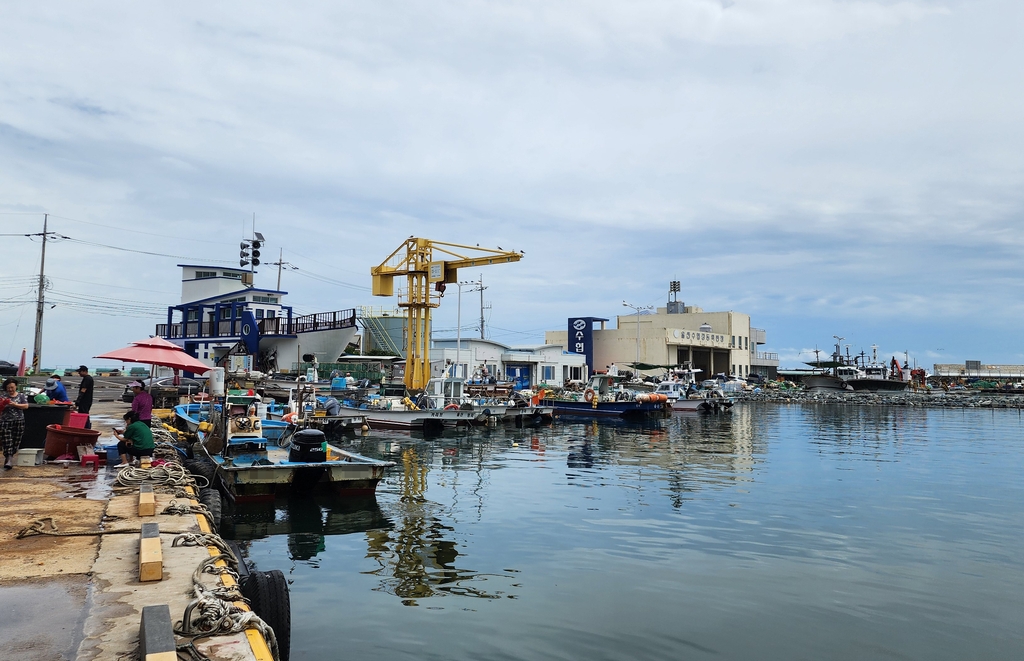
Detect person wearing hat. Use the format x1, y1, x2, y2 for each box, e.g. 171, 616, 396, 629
44, 376, 69, 402
75, 366, 94, 429
128, 381, 153, 427
112, 410, 154, 468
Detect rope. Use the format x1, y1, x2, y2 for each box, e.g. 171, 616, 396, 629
175, 554, 280, 661
16, 517, 143, 539
162, 499, 216, 529
115, 460, 209, 490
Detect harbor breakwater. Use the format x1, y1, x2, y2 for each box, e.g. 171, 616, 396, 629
737, 389, 1024, 408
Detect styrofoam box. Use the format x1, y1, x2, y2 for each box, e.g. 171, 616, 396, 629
15, 448, 44, 466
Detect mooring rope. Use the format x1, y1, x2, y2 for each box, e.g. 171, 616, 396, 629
115, 460, 209, 490
175, 554, 280, 661
16, 516, 144, 539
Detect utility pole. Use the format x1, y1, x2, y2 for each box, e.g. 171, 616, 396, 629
276, 248, 283, 290
31, 214, 49, 374
477, 274, 487, 339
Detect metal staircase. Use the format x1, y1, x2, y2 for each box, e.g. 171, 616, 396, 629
357, 306, 405, 357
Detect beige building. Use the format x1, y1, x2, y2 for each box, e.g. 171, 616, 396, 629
545, 304, 778, 379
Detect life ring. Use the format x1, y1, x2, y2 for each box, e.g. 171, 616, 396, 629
583, 388, 596, 403
444, 404, 460, 411
282, 412, 297, 423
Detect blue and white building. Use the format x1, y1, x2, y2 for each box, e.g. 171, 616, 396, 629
156, 264, 357, 373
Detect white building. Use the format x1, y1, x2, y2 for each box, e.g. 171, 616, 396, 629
545, 303, 778, 379
430, 338, 588, 389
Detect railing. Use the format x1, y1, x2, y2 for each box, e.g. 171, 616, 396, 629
753, 352, 778, 362
155, 309, 356, 340
291, 310, 357, 333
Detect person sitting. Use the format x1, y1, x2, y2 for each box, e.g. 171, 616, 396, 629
113, 410, 154, 468
43, 377, 69, 402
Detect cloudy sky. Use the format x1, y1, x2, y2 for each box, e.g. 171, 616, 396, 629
1, 1, 1021, 370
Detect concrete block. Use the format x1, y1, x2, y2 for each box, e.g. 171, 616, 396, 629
139, 523, 162, 582
139, 604, 177, 661
139, 484, 156, 517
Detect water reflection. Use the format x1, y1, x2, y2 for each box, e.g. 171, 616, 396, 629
223, 494, 391, 564
363, 447, 518, 605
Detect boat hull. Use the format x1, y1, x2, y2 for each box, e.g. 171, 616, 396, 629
541, 399, 664, 418
671, 397, 733, 413
802, 375, 851, 391
338, 405, 493, 430
847, 379, 908, 392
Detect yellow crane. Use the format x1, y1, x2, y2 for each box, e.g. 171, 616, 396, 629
371, 238, 523, 391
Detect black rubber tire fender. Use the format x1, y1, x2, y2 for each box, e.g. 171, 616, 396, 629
198, 488, 221, 533
243, 570, 291, 661
183, 457, 216, 483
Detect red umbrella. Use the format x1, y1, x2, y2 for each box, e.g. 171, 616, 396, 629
95, 341, 211, 375
129, 336, 182, 349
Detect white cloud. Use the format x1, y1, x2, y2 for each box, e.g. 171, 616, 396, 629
0, 1, 1022, 368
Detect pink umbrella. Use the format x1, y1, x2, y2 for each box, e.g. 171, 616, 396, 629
16, 348, 26, 376
129, 336, 183, 349
95, 341, 211, 375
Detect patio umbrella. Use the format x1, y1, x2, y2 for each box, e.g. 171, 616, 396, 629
94, 339, 211, 375
16, 348, 26, 376
129, 336, 183, 349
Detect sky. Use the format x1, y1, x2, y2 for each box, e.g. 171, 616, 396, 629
1, 1, 1022, 371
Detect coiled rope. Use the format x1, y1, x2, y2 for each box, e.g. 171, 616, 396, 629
115, 460, 209, 490
175, 552, 279, 661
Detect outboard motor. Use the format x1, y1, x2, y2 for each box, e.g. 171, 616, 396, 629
289, 429, 327, 463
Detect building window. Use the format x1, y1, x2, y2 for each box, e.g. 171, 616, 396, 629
220, 308, 231, 320
195, 271, 217, 279
542, 366, 554, 381
731, 336, 735, 347
186, 310, 198, 321
222, 272, 242, 279
252, 295, 278, 304
267, 310, 276, 318
255, 309, 264, 319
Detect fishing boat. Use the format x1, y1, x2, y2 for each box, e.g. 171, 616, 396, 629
540, 374, 667, 418
846, 347, 909, 392
670, 388, 734, 413
188, 390, 392, 501
332, 375, 510, 431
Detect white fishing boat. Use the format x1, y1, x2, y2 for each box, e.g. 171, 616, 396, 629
670, 388, 734, 413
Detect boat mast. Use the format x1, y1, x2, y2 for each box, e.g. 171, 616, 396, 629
31, 213, 49, 374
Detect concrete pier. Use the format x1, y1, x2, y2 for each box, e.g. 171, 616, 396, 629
0, 399, 269, 661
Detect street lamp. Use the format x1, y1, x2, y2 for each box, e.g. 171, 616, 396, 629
623, 301, 653, 378
454, 281, 483, 378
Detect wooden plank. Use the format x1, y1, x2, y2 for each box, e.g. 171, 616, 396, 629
138, 484, 156, 517
139, 523, 162, 582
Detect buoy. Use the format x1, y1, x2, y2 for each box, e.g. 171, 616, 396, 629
361, 424, 369, 432
583, 388, 596, 403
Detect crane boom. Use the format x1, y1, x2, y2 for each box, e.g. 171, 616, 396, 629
371, 238, 523, 390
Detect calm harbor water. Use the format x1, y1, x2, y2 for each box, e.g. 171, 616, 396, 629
224, 404, 1024, 660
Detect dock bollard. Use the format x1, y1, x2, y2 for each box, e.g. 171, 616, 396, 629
139, 604, 176, 661
138, 523, 163, 582
138, 484, 156, 517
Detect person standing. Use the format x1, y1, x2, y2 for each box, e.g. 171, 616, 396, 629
112, 410, 154, 467
128, 381, 153, 426
1, 378, 29, 470
75, 365, 94, 429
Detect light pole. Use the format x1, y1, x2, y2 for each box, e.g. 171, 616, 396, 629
623, 301, 653, 378
455, 281, 482, 378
